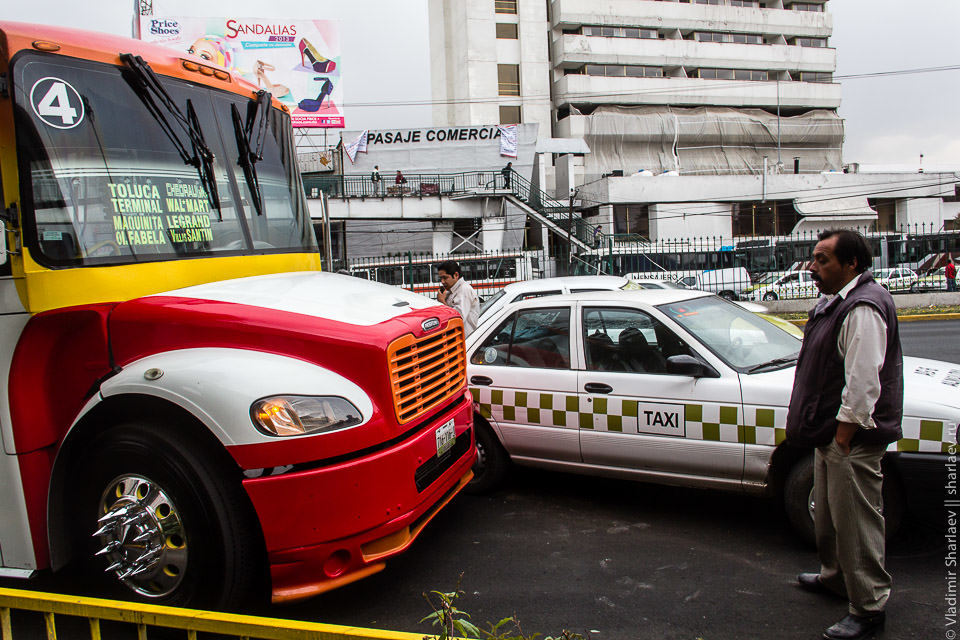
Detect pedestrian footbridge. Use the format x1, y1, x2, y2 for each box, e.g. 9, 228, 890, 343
303, 170, 595, 251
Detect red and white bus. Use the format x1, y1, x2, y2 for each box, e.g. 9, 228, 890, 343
0, 22, 474, 609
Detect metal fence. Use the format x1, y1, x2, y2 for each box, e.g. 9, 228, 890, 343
345, 226, 960, 302
302, 170, 597, 248
303, 171, 507, 200
0, 587, 426, 640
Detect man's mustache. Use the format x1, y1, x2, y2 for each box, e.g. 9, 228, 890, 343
810, 272, 823, 283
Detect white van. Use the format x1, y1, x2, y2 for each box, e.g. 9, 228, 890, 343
685, 267, 752, 300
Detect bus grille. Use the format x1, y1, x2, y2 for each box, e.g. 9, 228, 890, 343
388, 319, 466, 424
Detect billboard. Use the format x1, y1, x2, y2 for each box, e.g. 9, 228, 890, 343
140, 16, 343, 128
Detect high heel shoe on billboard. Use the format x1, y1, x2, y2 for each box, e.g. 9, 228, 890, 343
298, 38, 336, 73
255, 60, 290, 99
297, 78, 334, 112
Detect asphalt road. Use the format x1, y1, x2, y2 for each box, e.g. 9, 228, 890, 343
3, 319, 956, 640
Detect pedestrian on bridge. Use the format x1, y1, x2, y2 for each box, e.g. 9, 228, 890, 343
501, 162, 512, 189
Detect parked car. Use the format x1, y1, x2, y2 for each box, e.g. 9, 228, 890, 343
911, 267, 946, 293
679, 267, 752, 300
465, 289, 955, 543
873, 267, 918, 292
744, 270, 819, 301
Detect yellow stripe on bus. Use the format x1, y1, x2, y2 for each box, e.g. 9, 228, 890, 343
13, 250, 324, 314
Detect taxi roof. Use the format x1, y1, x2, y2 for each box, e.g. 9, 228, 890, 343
495, 287, 713, 314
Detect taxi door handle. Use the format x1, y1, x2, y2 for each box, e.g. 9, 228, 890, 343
584, 382, 612, 394
471, 375, 493, 386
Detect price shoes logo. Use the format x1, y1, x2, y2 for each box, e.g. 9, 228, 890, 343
30, 78, 85, 129
147, 19, 181, 37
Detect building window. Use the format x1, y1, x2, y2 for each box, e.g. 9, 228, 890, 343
496, 23, 519, 39
729, 0, 760, 6
694, 31, 762, 44
581, 25, 658, 39
792, 37, 827, 47
494, 0, 517, 14
498, 64, 520, 96
580, 64, 663, 78
696, 68, 767, 81
799, 71, 832, 83
789, 2, 824, 11
499, 105, 522, 124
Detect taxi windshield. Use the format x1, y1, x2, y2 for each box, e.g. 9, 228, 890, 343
14, 52, 315, 267
658, 296, 801, 372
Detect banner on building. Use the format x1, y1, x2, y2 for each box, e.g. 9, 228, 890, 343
139, 16, 344, 128
498, 125, 518, 158
344, 129, 368, 163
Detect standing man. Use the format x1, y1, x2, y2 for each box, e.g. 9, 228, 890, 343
371, 165, 382, 196
946, 257, 956, 292
437, 260, 480, 337
787, 229, 903, 640
501, 162, 512, 189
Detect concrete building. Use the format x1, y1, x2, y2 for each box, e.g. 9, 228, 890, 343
305, 0, 959, 259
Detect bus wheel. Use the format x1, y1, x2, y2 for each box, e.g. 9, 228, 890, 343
466, 417, 509, 494
763, 292, 778, 301
76, 421, 262, 610
783, 455, 904, 547
719, 291, 736, 300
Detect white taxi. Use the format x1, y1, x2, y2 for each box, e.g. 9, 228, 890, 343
466, 289, 957, 541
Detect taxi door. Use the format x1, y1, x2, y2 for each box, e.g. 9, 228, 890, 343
576, 302, 745, 484
469, 305, 582, 463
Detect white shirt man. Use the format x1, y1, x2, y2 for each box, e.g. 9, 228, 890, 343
437, 262, 480, 336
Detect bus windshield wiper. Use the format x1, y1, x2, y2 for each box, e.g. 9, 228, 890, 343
231, 90, 271, 216
119, 53, 221, 214
747, 352, 800, 374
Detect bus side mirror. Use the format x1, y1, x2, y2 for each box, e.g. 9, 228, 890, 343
0, 220, 7, 267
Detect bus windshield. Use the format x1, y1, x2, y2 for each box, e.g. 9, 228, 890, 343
14, 52, 315, 267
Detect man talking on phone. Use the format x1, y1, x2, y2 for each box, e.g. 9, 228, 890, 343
436, 260, 480, 337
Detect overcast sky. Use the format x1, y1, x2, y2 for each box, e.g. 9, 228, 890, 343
5, 0, 958, 167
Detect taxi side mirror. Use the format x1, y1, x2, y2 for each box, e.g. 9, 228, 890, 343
0, 220, 7, 267
666, 355, 719, 378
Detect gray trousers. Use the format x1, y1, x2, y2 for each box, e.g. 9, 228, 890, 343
814, 439, 891, 615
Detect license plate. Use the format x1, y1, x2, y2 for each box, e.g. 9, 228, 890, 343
435, 419, 456, 456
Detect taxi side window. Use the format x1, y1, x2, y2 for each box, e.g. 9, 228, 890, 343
471, 307, 571, 369
583, 307, 692, 374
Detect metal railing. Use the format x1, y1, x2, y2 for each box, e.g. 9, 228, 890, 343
0, 587, 427, 640
303, 170, 598, 247
341, 226, 960, 302
303, 171, 504, 200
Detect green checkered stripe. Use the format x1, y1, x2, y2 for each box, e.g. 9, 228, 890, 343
473, 388, 739, 440
683, 403, 740, 443
895, 417, 957, 454
741, 405, 789, 446
472, 389, 957, 453
471, 387, 582, 429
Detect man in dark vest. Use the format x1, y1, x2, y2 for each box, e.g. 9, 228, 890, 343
787, 229, 903, 640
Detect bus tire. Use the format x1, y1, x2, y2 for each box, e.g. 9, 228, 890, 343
719, 290, 736, 300
466, 417, 510, 494
763, 292, 778, 301
74, 420, 263, 610
783, 454, 905, 547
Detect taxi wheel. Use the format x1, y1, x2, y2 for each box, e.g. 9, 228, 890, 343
763, 292, 778, 301
466, 419, 509, 494
73, 420, 263, 610
783, 455, 905, 547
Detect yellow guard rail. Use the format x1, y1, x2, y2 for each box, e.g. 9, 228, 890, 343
0, 587, 429, 640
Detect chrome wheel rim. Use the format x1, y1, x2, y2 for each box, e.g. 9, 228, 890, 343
94, 474, 187, 598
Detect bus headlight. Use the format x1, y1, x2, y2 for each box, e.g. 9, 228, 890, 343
251, 396, 363, 437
